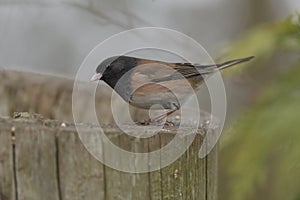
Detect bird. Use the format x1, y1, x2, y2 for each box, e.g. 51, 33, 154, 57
91, 55, 254, 125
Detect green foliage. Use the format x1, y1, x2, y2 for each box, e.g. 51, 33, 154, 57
222, 62, 300, 200
220, 14, 300, 73
220, 14, 300, 200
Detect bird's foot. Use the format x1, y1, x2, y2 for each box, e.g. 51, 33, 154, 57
135, 119, 152, 126
163, 120, 175, 127
135, 119, 174, 126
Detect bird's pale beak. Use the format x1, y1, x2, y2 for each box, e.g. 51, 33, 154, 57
90, 73, 102, 81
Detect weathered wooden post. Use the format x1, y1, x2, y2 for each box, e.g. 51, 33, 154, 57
0, 112, 217, 200
0, 71, 218, 200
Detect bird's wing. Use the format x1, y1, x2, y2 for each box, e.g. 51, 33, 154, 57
132, 62, 199, 82
131, 61, 201, 86
150, 56, 255, 82
149, 63, 205, 83
171, 63, 205, 77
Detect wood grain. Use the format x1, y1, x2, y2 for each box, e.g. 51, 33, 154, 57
0, 113, 218, 200
0, 118, 14, 200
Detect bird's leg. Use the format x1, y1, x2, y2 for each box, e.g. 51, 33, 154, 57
151, 109, 177, 122
151, 103, 179, 124
136, 110, 176, 126
136, 103, 179, 126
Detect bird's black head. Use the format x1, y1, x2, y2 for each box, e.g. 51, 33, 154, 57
92, 56, 138, 89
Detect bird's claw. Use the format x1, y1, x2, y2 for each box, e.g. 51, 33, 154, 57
136, 119, 175, 126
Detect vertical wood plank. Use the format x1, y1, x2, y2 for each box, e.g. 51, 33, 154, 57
171, 134, 187, 200
103, 132, 122, 200
160, 132, 185, 200
186, 133, 206, 200
159, 133, 173, 200
206, 145, 218, 200
0, 122, 14, 200
116, 133, 134, 200
14, 124, 59, 200
58, 129, 105, 200
117, 134, 150, 199
148, 134, 162, 200
131, 137, 150, 200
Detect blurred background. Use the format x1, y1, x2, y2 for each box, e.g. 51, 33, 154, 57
1, 0, 300, 199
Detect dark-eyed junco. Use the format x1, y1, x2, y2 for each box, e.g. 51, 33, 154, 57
91, 55, 254, 124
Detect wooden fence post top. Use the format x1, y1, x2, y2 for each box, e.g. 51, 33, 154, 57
0, 112, 218, 200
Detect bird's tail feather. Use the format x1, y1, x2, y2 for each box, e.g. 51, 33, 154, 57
195, 56, 255, 74
216, 56, 255, 70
